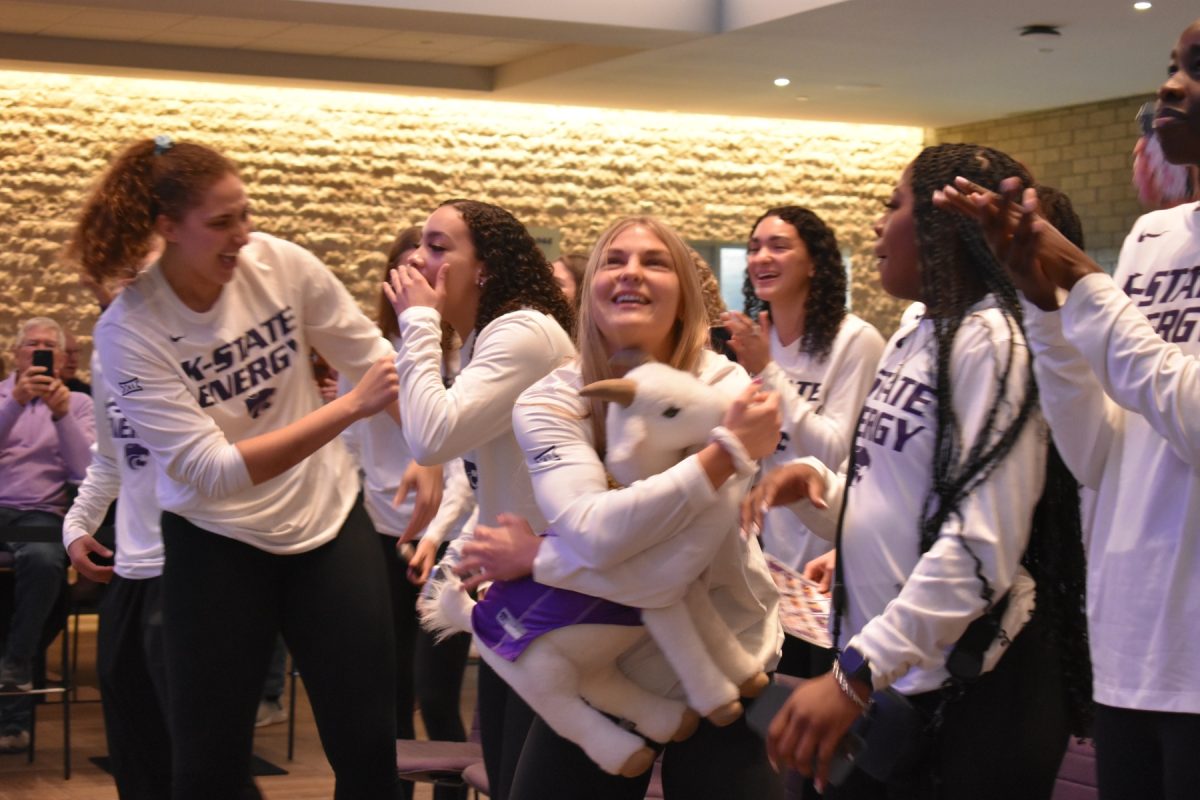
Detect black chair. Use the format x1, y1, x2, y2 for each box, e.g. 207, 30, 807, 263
0, 524, 71, 779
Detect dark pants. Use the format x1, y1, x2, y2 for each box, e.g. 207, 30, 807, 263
97, 575, 172, 800
161, 504, 398, 800
1094, 703, 1200, 800
477, 660, 535, 800
508, 704, 783, 800
0, 507, 67, 735
382, 535, 471, 800
827, 613, 1069, 800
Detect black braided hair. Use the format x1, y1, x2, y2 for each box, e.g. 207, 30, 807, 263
909, 144, 1092, 733
742, 206, 847, 360
909, 144, 1038, 567
1026, 183, 1092, 735
438, 199, 575, 338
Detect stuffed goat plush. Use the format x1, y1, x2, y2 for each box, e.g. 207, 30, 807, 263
420, 360, 769, 777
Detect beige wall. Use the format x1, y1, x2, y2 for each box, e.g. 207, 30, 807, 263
934, 94, 1152, 270
0, 69, 925, 375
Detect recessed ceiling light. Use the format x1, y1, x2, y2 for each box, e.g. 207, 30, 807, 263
795, 96, 809, 102
1133, 2, 1152, 10
773, 77, 791, 87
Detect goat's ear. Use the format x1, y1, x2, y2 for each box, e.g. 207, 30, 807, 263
608, 348, 653, 372
580, 378, 636, 408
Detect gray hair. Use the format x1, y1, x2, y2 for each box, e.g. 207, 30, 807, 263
15, 317, 65, 350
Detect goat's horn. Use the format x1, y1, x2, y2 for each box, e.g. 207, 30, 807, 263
579, 378, 637, 407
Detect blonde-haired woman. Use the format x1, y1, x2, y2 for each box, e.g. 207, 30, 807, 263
457, 216, 785, 800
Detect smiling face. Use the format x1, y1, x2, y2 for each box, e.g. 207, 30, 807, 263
589, 224, 682, 362
156, 171, 251, 307
13, 324, 63, 375
874, 168, 922, 303
1156, 21, 1200, 166
747, 215, 814, 304
408, 205, 484, 332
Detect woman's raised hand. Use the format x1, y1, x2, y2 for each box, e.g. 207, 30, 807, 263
348, 356, 400, 419
933, 176, 1102, 309
384, 262, 446, 317
720, 310, 773, 375
722, 381, 782, 460
740, 461, 829, 535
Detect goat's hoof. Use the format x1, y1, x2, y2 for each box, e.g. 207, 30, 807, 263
619, 746, 656, 777
672, 709, 701, 742
739, 672, 770, 698
706, 700, 744, 727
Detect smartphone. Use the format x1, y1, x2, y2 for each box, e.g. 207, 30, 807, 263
32, 349, 55, 380
745, 681, 793, 739
709, 325, 737, 363
745, 679, 861, 788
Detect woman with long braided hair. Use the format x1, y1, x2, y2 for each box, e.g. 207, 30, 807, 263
748, 143, 1090, 799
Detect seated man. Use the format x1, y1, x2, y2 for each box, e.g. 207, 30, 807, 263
61, 330, 91, 395
0, 317, 95, 754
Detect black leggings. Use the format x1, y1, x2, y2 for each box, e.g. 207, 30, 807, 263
507, 706, 784, 800
381, 535, 471, 800
1093, 704, 1200, 800
97, 575, 172, 800
827, 613, 1069, 800
477, 660, 536, 800
161, 504, 398, 800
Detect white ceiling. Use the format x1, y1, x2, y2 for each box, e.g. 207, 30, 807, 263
0, 0, 1194, 126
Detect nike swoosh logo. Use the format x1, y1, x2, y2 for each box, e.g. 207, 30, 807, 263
169, 334, 185, 342
1138, 231, 1167, 242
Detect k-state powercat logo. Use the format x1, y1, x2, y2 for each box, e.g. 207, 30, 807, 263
125, 443, 150, 470
850, 445, 871, 485
245, 388, 276, 419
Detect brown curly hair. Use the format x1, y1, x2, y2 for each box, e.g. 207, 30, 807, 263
66, 138, 237, 284
742, 206, 847, 361
438, 199, 574, 338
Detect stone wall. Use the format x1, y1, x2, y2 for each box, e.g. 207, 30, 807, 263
0, 69, 923, 376
934, 94, 1152, 270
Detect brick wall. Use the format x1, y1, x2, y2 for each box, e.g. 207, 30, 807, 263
934, 94, 1152, 270
0, 70, 925, 376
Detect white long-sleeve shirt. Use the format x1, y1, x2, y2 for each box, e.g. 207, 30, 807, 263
758, 314, 884, 570
95, 232, 393, 554
1023, 201, 1200, 714
63, 355, 163, 580
521, 350, 783, 698
790, 299, 1044, 695
394, 306, 574, 554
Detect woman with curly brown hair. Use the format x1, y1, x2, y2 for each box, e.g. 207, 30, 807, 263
722, 207, 884, 680
385, 199, 575, 800
73, 137, 402, 800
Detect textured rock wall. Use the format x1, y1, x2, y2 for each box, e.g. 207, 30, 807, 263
0, 70, 925, 376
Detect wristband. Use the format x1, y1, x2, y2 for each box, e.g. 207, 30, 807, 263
831, 659, 870, 713
708, 425, 757, 476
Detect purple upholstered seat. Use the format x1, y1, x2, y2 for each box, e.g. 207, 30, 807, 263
1052, 738, 1098, 800
395, 738, 483, 784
